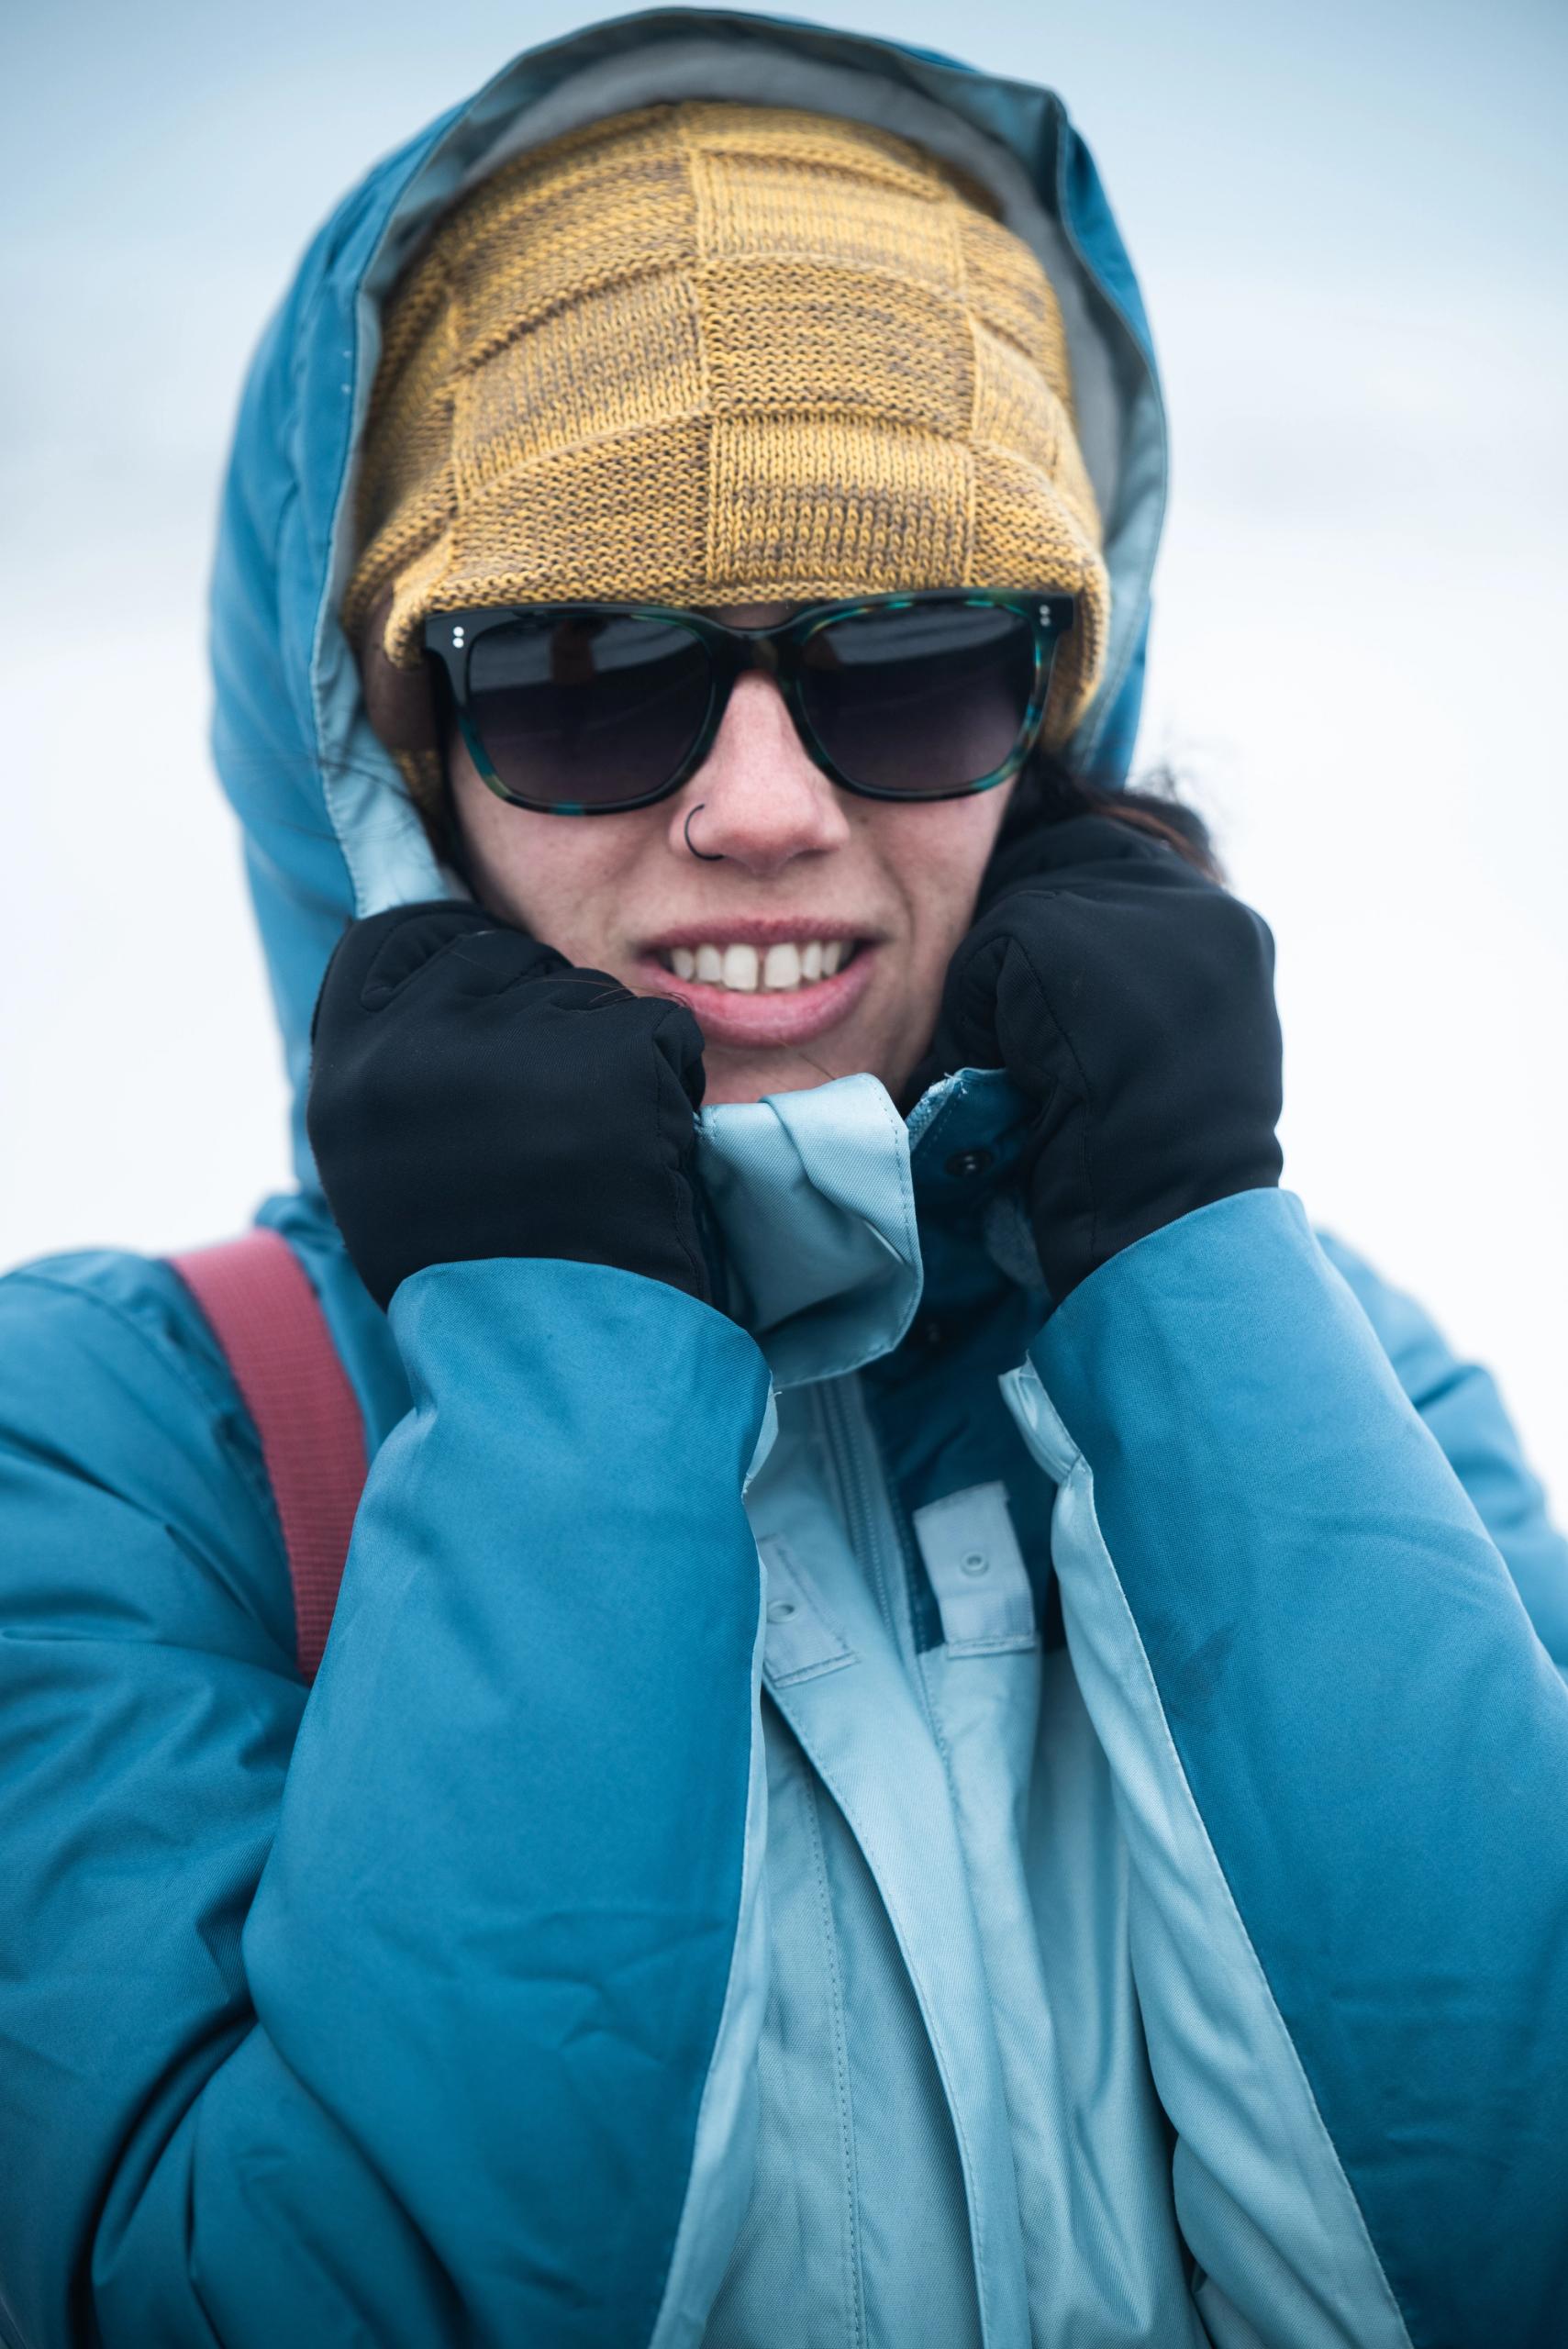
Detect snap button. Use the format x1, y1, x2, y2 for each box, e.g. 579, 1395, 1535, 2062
944, 1147, 994, 1179
766, 1598, 798, 1624
961, 1550, 989, 1576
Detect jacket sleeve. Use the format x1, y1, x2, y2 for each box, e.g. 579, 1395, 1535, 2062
1315, 1228, 1568, 1668
0, 1250, 773, 2349
1002, 1189, 1568, 2349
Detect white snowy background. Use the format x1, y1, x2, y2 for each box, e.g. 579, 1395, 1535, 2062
3, 0, 1564, 1514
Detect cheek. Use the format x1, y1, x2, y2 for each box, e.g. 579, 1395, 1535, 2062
872, 785, 1014, 965
450, 763, 644, 959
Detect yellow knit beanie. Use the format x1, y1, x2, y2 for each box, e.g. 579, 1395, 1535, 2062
344, 101, 1109, 796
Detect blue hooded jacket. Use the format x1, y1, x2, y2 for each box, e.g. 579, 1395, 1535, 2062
3, 13, 1567, 2347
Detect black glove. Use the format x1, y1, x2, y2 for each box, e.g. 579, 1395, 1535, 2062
306, 901, 713, 1311
936, 816, 1283, 1305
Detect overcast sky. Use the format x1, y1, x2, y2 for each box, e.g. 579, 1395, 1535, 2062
3, 0, 1565, 1508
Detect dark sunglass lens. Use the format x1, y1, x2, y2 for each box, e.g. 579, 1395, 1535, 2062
465, 614, 712, 809
800, 600, 1040, 796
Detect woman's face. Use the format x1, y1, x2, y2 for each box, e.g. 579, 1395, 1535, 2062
450, 606, 1016, 1108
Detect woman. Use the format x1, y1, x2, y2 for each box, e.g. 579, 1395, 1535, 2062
2, 15, 1565, 2348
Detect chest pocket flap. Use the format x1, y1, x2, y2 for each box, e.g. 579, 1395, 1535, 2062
913, 1482, 1037, 1655
757, 1537, 859, 1687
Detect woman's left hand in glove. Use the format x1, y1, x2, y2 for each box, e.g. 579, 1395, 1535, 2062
936, 814, 1284, 1307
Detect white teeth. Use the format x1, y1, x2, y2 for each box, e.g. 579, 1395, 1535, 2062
666, 938, 856, 992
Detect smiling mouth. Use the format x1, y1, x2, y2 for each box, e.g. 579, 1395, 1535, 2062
634, 929, 878, 1049
655, 937, 860, 993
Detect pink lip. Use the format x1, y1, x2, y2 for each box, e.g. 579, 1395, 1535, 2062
630, 942, 878, 1048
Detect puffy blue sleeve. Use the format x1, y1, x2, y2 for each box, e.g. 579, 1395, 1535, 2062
1003, 1191, 1568, 2349
0, 1250, 773, 2349
1315, 1229, 1568, 1666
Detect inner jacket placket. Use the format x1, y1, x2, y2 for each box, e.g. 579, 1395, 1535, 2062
752, 1371, 1034, 2349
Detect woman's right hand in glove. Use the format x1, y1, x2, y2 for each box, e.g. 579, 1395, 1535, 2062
306, 900, 715, 1311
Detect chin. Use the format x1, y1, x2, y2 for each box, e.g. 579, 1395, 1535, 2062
701, 1029, 917, 1108
700, 1048, 854, 1108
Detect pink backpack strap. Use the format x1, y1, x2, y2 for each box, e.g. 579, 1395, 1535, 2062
169, 1230, 367, 1682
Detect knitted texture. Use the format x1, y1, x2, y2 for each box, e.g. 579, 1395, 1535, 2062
344, 102, 1109, 749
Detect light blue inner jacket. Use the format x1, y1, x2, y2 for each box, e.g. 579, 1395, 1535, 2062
3, 13, 1568, 2348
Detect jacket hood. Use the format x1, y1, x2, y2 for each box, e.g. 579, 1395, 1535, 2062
211, 6, 1167, 1225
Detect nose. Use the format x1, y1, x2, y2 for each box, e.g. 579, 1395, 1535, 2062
669, 673, 851, 876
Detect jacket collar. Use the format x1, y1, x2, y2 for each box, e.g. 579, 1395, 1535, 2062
700, 1067, 1035, 1389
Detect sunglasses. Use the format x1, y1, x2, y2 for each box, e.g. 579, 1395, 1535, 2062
421, 590, 1076, 816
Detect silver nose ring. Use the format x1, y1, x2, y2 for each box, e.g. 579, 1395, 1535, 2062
684, 804, 726, 862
